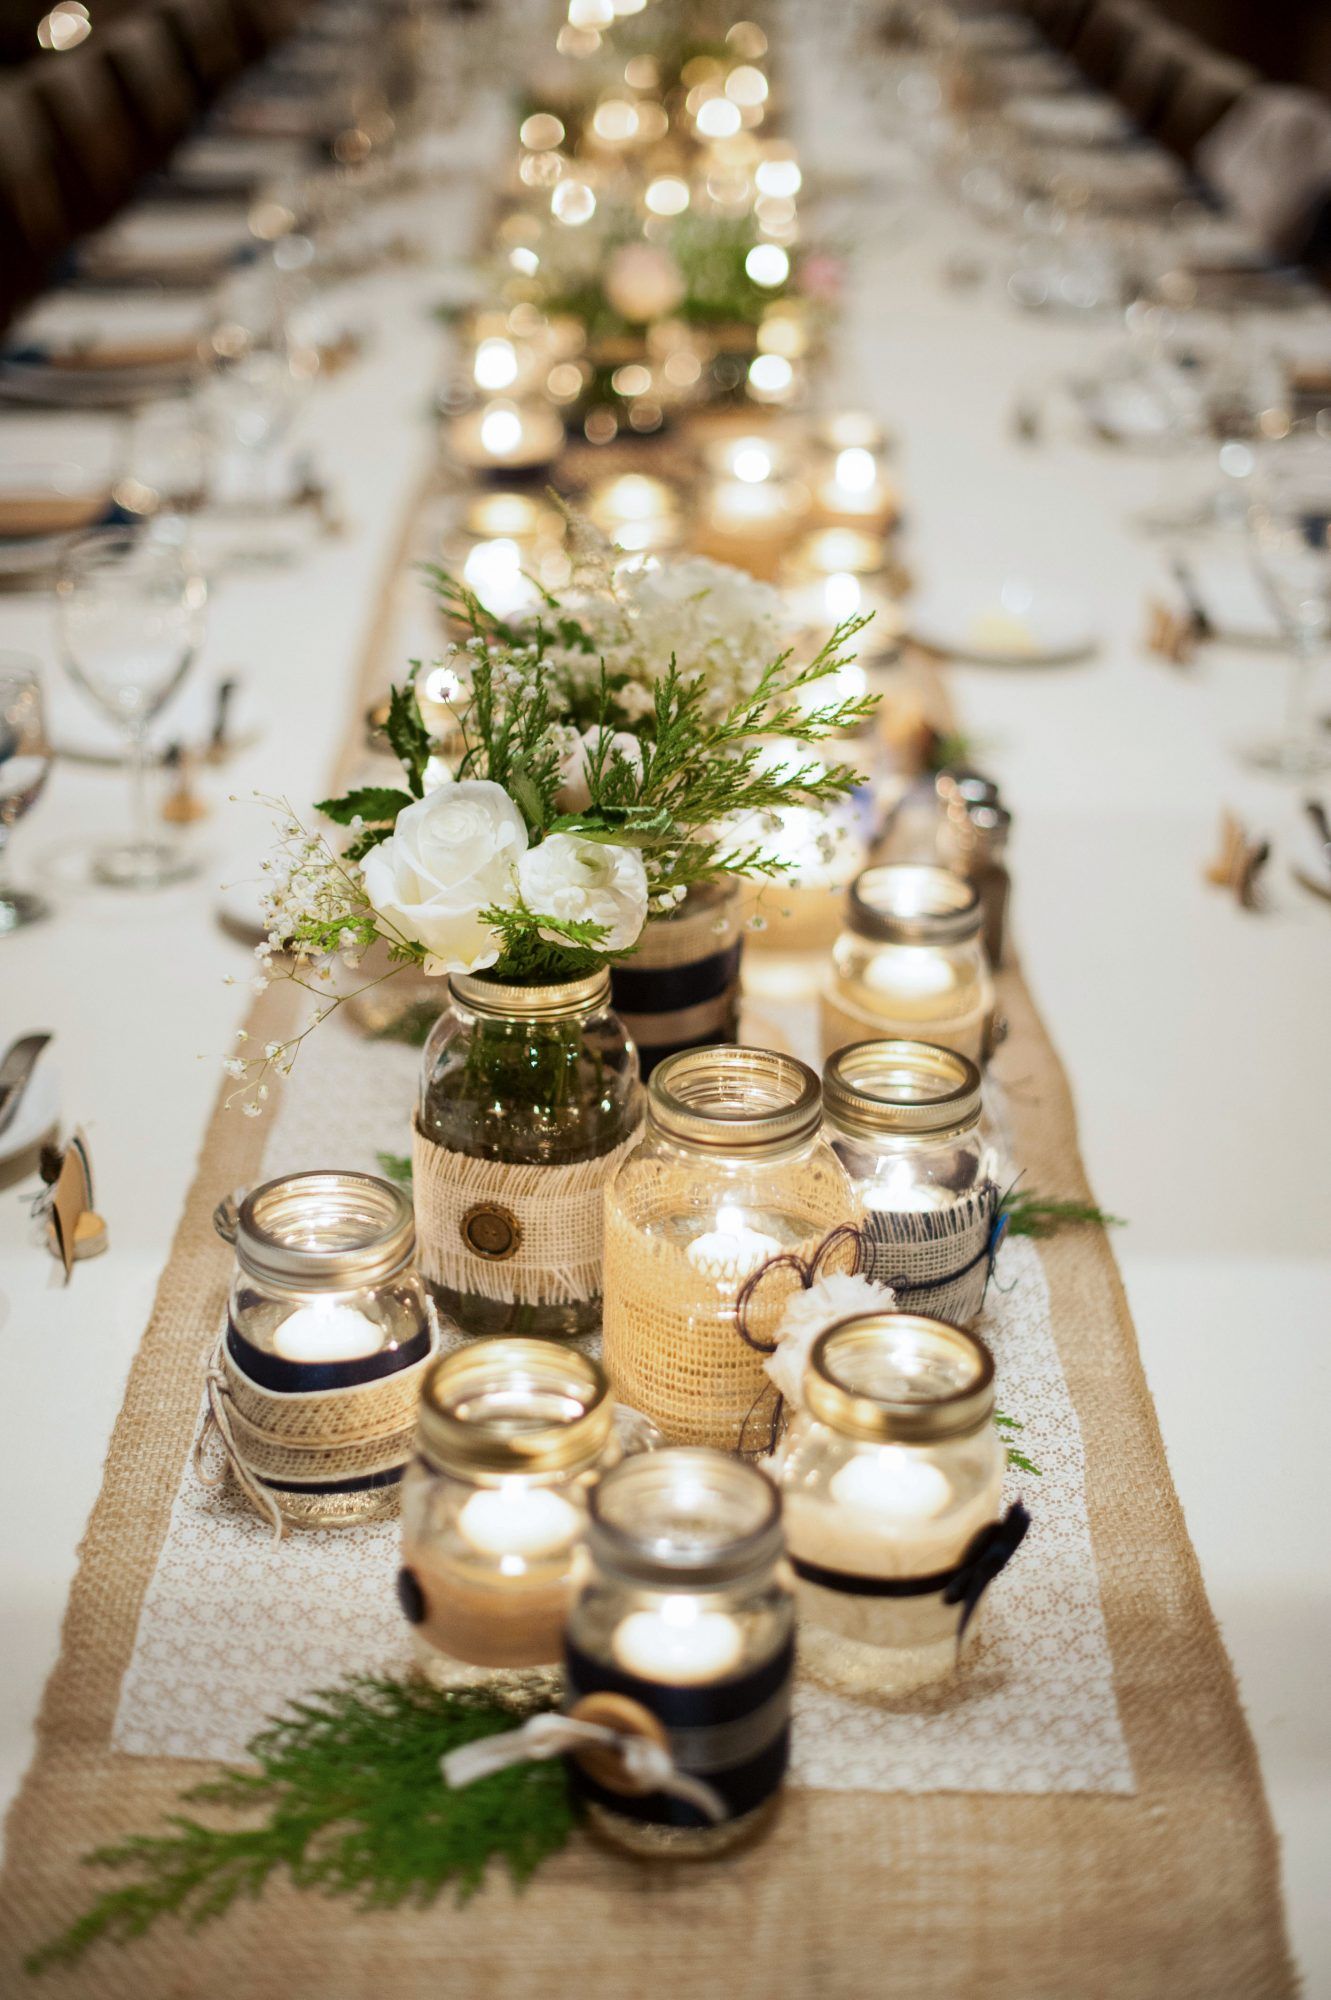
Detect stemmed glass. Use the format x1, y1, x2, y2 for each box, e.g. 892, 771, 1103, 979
0, 654, 53, 933
206, 261, 309, 510
1245, 439, 1331, 778
55, 525, 208, 887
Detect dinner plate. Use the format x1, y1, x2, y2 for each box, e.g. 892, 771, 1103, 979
908, 577, 1097, 663
1006, 94, 1134, 148
0, 459, 110, 538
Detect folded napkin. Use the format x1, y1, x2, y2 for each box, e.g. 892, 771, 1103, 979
1197, 87, 1331, 259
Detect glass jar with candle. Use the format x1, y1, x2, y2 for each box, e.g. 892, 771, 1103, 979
398, 1340, 619, 1684
564, 1448, 794, 1857
220, 1171, 434, 1528
602, 1047, 860, 1450
823, 1040, 999, 1327
775, 1313, 1016, 1692
414, 970, 641, 1341
822, 863, 995, 1066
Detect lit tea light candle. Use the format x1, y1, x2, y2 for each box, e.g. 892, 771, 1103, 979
462, 537, 541, 618
829, 1447, 952, 1521
612, 1595, 746, 1684
463, 491, 550, 541
747, 353, 797, 406
587, 472, 679, 552
450, 400, 564, 472
707, 475, 800, 538
865, 947, 956, 1002
481, 404, 523, 456
473, 337, 520, 391
686, 1202, 781, 1281
458, 1484, 582, 1561
731, 437, 774, 483
272, 1301, 382, 1364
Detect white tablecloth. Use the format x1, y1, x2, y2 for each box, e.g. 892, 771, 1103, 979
0, 32, 1328, 1992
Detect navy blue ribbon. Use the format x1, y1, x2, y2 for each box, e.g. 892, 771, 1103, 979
791, 1501, 1030, 1644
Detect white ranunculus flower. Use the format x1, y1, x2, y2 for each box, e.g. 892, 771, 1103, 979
360, 780, 526, 975
517, 832, 648, 953
763, 1271, 896, 1414
555, 726, 645, 812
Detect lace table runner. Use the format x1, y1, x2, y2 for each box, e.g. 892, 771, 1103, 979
112, 1013, 1132, 1796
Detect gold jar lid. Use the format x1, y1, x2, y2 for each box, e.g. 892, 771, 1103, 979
648, 1045, 822, 1152
807, 1313, 995, 1443
847, 863, 981, 946
823, 1040, 982, 1140
416, 1338, 612, 1476
449, 969, 611, 1020
234, 1171, 415, 1293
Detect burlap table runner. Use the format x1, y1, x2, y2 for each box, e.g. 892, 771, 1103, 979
0, 956, 1295, 1998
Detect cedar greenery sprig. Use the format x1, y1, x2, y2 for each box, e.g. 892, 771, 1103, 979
1000, 1191, 1124, 1239
995, 1412, 1042, 1479
27, 1678, 572, 1975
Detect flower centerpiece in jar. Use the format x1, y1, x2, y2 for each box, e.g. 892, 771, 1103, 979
227, 550, 874, 1343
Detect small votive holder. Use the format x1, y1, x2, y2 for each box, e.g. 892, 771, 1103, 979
218, 1171, 434, 1531
774, 1313, 1023, 1691
822, 863, 996, 1066
398, 1340, 618, 1683
564, 1448, 795, 1857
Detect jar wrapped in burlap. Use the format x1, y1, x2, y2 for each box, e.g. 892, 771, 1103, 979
601, 1047, 861, 1451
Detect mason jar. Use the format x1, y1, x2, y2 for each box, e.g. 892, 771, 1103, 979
219, 1170, 433, 1528
822, 1039, 999, 1327
398, 1340, 620, 1684
774, 1313, 1012, 1692
413, 969, 642, 1340
602, 1046, 861, 1450
821, 863, 995, 1065
564, 1448, 795, 1857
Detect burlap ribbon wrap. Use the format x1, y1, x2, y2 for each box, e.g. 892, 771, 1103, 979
411, 1120, 643, 1306
196, 1320, 440, 1537
862, 1181, 1001, 1328
602, 1156, 859, 1450
610, 885, 743, 1079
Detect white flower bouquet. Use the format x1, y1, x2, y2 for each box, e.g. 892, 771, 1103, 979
226, 555, 874, 1113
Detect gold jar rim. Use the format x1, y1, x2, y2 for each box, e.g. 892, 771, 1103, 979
416, 1338, 612, 1476
648, 1045, 822, 1151
823, 1039, 982, 1140
806, 1313, 995, 1443
588, 1447, 784, 1587
449, 969, 611, 1020
847, 863, 981, 946
235, 1171, 415, 1293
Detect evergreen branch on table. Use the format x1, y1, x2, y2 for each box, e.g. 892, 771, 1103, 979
1000, 1191, 1124, 1239
27, 1678, 571, 1975
994, 1412, 1042, 1478
375, 1151, 413, 1185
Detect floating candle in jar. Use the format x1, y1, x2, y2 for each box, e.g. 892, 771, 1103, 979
707, 474, 800, 538
828, 1446, 952, 1522
458, 1484, 582, 1561
462, 537, 540, 618
864, 945, 955, 1001
587, 473, 678, 552
271, 1300, 382, 1364
686, 1202, 781, 1281
731, 438, 774, 483
612, 1595, 746, 1684
473, 337, 519, 391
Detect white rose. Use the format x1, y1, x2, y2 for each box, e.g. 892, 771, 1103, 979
555, 726, 645, 811
422, 755, 455, 794
360, 780, 526, 975
517, 832, 648, 953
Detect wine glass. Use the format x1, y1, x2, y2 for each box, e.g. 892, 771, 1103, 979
1245, 439, 1331, 778
206, 261, 308, 509
0, 653, 53, 934
55, 525, 208, 887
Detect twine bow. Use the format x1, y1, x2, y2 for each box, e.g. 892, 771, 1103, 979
194, 1337, 287, 1542
441, 1713, 727, 1823
733, 1224, 865, 1456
